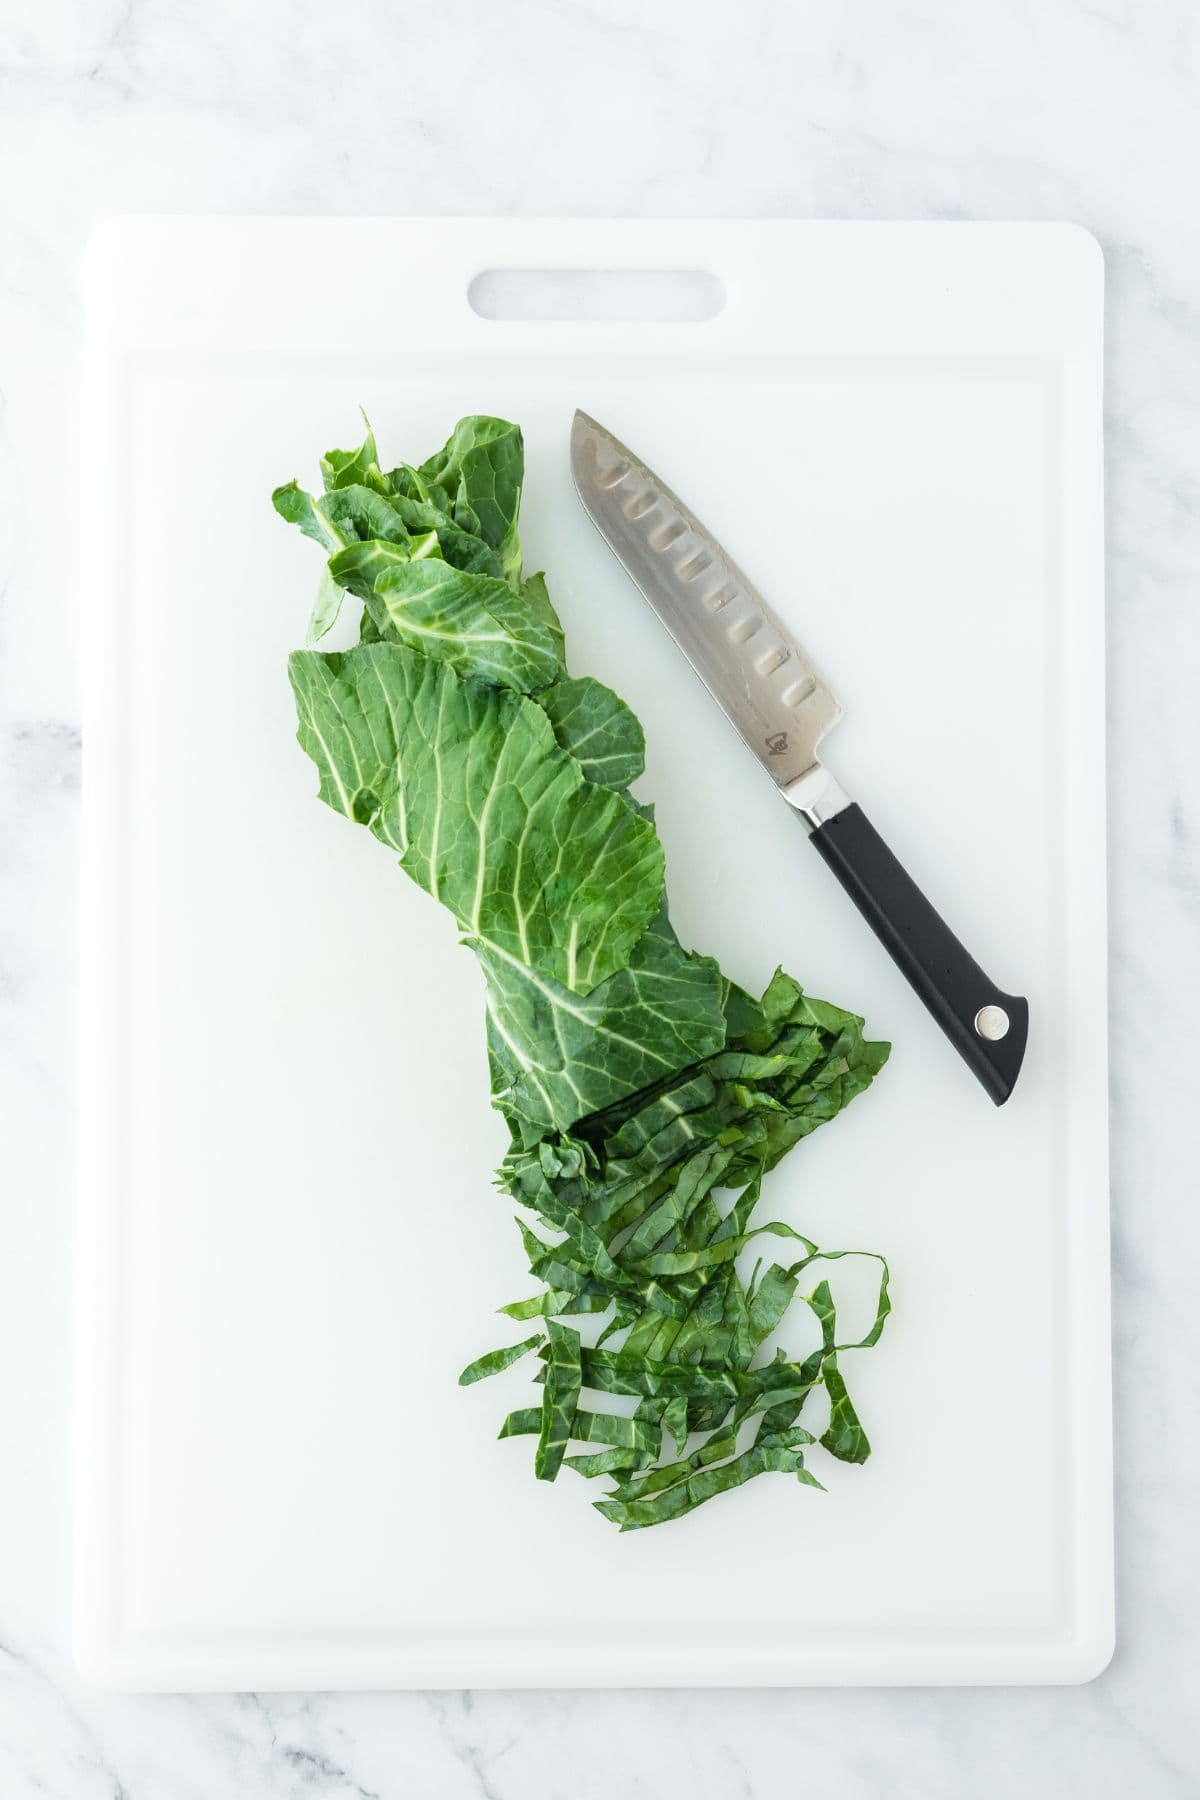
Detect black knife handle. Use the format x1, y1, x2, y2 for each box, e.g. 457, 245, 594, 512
809, 803, 1028, 1104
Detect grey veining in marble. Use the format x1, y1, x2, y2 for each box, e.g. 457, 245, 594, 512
1, 0, 1198, 1794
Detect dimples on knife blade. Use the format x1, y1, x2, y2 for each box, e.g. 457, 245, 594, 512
569, 410, 845, 813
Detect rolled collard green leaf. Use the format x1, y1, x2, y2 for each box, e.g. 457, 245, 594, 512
288, 644, 664, 994
326, 480, 508, 578
382, 461, 446, 507
279, 420, 526, 642
277, 480, 443, 643
297, 478, 505, 583
535, 1319, 582, 1481
536, 676, 646, 790
419, 416, 524, 576
479, 912, 727, 1137
327, 535, 440, 604
704, 1050, 803, 1080
320, 551, 559, 694
320, 482, 415, 545
398, 507, 506, 579
366, 560, 561, 693
600, 1073, 724, 1176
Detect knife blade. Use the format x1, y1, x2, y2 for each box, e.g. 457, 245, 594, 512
570, 409, 1028, 1104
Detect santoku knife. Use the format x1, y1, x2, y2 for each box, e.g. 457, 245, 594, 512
570, 410, 1028, 1105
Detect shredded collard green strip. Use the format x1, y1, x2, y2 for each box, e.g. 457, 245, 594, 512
276, 413, 892, 1531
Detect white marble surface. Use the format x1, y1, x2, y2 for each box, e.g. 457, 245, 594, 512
0, 0, 1196, 1793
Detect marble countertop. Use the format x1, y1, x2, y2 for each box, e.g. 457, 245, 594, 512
1, 1, 1197, 1794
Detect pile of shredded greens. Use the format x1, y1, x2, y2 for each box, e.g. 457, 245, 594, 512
275, 415, 891, 1530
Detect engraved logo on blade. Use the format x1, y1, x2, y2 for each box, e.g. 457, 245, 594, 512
765, 732, 789, 756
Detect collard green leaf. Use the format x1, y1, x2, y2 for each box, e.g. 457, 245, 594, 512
595, 1441, 824, 1532
368, 560, 560, 692
570, 1343, 822, 1409
328, 535, 442, 604
382, 461, 442, 506
419, 415, 524, 575
288, 643, 665, 994
272, 479, 352, 554
801, 1276, 878, 1463
308, 566, 347, 645
498, 1407, 541, 1438
320, 482, 415, 545
278, 412, 892, 1533
479, 911, 727, 1135
320, 420, 386, 493
537, 676, 646, 790
329, 553, 560, 694
747, 1263, 799, 1348
627, 1215, 815, 1279
499, 1287, 612, 1320
459, 1333, 543, 1386
519, 571, 566, 664
389, 500, 506, 578
500, 1404, 662, 1461
821, 1361, 870, 1464
617, 1141, 736, 1263
662, 1394, 690, 1456
323, 477, 508, 578
535, 1319, 581, 1481
565, 1447, 649, 1477
608, 1403, 750, 1505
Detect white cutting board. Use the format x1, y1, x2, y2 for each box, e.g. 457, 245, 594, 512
76, 218, 1110, 1689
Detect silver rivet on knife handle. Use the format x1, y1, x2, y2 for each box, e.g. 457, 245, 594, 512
973, 1004, 1011, 1042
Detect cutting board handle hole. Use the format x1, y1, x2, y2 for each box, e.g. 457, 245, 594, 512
468, 269, 725, 323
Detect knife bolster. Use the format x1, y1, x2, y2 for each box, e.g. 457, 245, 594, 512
780, 763, 851, 831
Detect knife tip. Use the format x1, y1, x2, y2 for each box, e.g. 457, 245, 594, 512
570, 410, 608, 484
